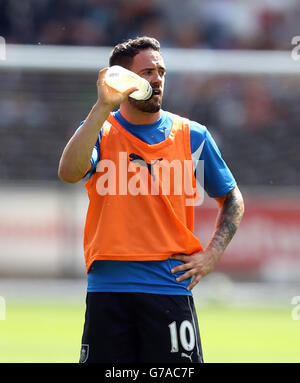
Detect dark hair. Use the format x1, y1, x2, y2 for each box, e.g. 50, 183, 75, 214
109, 36, 160, 69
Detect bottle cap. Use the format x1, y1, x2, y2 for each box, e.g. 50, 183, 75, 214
130, 81, 153, 100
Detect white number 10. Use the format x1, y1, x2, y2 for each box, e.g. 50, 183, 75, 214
168, 320, 195, 352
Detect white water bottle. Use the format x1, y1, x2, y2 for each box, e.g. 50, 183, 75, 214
104, 65, 152, 100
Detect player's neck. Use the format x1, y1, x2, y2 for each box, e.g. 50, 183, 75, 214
120, 104, 161, 125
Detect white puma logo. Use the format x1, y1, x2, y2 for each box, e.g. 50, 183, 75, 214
181, 351, 193, 362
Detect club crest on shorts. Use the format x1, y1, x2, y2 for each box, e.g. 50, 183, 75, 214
79, 344, 89, 363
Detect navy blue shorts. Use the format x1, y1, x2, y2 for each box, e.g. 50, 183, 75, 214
79, 292, 204, 363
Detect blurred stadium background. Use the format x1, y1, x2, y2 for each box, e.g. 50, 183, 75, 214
0, 0, 300, 363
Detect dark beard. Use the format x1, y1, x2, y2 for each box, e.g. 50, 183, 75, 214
128, 94, 162, 113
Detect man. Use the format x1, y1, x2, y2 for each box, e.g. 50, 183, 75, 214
58, 36, 244, 363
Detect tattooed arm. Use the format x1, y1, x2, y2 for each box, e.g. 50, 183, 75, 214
170, 186, 244, 290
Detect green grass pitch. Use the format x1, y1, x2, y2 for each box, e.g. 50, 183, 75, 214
0, 301, 299, 363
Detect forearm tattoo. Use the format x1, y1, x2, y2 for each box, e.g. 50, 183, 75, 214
208, 187, 244, 256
